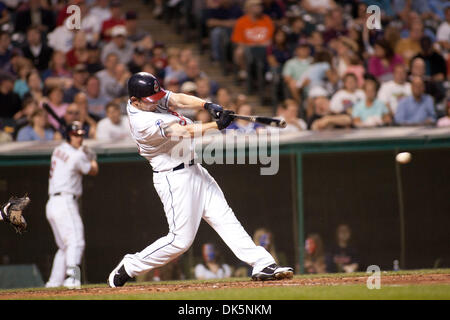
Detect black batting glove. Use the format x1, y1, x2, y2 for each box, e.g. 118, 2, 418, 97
204, 102, 223, 119
216, 110, 235, 130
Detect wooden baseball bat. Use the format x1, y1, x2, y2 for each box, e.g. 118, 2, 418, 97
230, 114, 287, 128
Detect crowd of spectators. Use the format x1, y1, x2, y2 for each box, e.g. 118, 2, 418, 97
0, 0, 449, 146
196, 0, 450, 131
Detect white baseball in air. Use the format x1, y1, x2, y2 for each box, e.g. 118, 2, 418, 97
396, 152, 412, 164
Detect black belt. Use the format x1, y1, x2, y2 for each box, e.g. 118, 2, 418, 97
153, 159, 195, 173
52, 193, 77, 200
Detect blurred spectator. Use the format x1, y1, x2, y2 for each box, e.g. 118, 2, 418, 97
163, 53, 185, 84
195, 109, 212, 123
86, 75, 108, 119
227, 103, 263, 133
96, 53, 124, 101
164, 76, 181, 94
150, 43, 167, 79
101, 25, 134, 65
43, 86, 68, 130
127, 47, 147, 74
86, 43, 103, 74
180, 81, 197, 95
101, 0, 126, 41
59, 102, 91, 139
79, 0, 102, 45
301, 0, 336, 16
368, 39, 404, 82
206, 0, 243, 62
377, 64, 411, 115
282, 43, 312, 103
262, 0, 284, 23
412, 36, 447, 82
90, 0, 112, 26
0, 73, 21, 119
195, 77, 213, 102
409, 56, 446, 109
322, 6, 346, 44
436, 7, 450, 53
13, 97, 38, 138
66, 31, 89, 68
395, 20, 423, 65
42, 51, 72, 90
307, 87, 352, 130
334, 36, 359, 79
437, 99, 450, 128
278, 99, 307, 132
63, 64, 88, 103
394, 76, 437, 126
125, 10, 153, 51
0, 31, 13, 71
47, 18, 75, 54
23, 69, 44, 103
194, 243, 232, 280
22, 26, 53, 72
329, 73, 365, 115
13, 58, 33, 99
304, 233, 326, 274
352, 77, 391, 128
96, 102, 130, 140
14, 0, 55, 33
0, 1, 9, 26
231, 0, 274, 80
298, 49, 332, 96
16, 108, 61, 141
180, 58, 207, 84
253, 227, 279, 263
74, 92, 97, 138
215, 87, 235, 111
267, 27, 291, 104
325, 224, 359, 273
286, 16, 308, 53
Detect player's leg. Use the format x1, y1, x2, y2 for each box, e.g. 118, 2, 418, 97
109, 168, 204, 287
62, 197, 85, 288
45, 198, 67, 287
199, 166, 293, 280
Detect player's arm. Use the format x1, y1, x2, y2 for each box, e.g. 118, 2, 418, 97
168, 92, 224, 119
88, 160, 99, 176
163, 110, 235, 138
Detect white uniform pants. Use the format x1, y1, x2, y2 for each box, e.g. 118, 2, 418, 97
122, 164, 275, 277
46, 194, 85, 286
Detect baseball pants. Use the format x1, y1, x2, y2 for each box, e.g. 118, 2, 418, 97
122, 164, 275, 277
46, 194, 85, 286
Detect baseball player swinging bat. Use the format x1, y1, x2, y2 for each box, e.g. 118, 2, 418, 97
229, 114, 287, 128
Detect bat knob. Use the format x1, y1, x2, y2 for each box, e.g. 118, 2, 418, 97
279, 119, 287, 128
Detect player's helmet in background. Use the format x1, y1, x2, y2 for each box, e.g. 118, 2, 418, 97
66, 121, 86, 142
127, 72, 166, 102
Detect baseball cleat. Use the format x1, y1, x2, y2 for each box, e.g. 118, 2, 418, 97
108, 262, 131, 288
251, 263, 294, 281
63, 276, 81, 289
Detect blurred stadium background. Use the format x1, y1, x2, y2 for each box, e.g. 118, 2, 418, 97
0, 0, 449, 287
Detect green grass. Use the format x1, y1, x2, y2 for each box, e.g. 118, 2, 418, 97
44, 284, 450, 300
2, 269, 450, 300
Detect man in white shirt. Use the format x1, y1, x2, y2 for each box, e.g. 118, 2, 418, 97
377, 64, 412, 115
436, 6, 450, 52
45, 122, 98, 289
96, 102, 131, 140
107, 72, 293, 287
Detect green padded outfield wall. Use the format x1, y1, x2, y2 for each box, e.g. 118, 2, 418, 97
0, 149, 449, 284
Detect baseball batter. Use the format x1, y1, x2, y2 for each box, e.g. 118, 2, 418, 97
108, 72, 293, 287
45, 122, 98, 289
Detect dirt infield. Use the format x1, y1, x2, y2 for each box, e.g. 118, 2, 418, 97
1, 272, 449, 300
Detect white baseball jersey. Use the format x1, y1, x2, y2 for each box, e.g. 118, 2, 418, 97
48, 142, 92, 197
126, 90, 195, 172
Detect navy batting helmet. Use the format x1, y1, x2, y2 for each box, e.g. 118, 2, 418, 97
127, 72, 166, 102
66, 121, 85, 141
